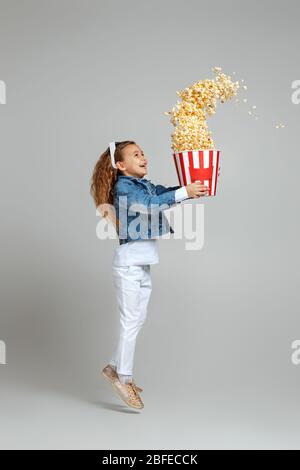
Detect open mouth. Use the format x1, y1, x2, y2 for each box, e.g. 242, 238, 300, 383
139, 164, 147, 168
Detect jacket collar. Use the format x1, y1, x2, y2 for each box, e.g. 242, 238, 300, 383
117, 174, 151, 183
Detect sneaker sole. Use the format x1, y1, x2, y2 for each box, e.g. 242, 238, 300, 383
111, 381, 144, 410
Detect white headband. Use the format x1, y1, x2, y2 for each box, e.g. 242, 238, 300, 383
109, 141, 117, 169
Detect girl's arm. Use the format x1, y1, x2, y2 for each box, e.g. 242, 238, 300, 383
116, 180, 185, 214
154, 183, 189, 204
155, 184, 181, 195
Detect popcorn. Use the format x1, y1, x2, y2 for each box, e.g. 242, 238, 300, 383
164, 67, 239, 152
275, 123, 286, 128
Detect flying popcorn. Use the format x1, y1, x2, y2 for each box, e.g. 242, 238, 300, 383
275, 123, 286, 129
164, 67, 240, 152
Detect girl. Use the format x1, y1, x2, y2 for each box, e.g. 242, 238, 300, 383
90, 140, 208, 410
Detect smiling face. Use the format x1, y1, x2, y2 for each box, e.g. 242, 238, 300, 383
116, 143, 148, 178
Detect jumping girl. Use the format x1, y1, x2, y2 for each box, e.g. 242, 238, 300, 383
90, 140, 208, 410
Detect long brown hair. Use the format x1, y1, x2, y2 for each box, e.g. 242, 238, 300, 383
90, 140, 136, 228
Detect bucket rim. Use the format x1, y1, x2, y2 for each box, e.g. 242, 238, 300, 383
172, 149, 221, 154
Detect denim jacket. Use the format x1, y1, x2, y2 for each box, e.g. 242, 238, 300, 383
113, 174, 183, 245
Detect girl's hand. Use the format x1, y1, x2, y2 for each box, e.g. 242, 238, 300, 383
186, 181, 209, 198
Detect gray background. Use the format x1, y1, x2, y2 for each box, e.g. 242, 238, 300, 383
0, 0, 299, 450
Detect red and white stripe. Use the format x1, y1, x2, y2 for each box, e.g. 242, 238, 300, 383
173, 149, 220, 196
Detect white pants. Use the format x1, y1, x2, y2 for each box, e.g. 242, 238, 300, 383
109, 264, 152, 375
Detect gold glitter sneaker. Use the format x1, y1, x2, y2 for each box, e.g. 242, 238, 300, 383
101, 364, 143, 392
111, 380, 144, 409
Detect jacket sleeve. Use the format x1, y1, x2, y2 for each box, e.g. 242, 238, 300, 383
155, 184, 190, 204
116, 180, 178, 214
155, 184, 181, 195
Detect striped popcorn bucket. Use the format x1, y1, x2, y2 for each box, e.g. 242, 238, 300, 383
173, 149, 221, 196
